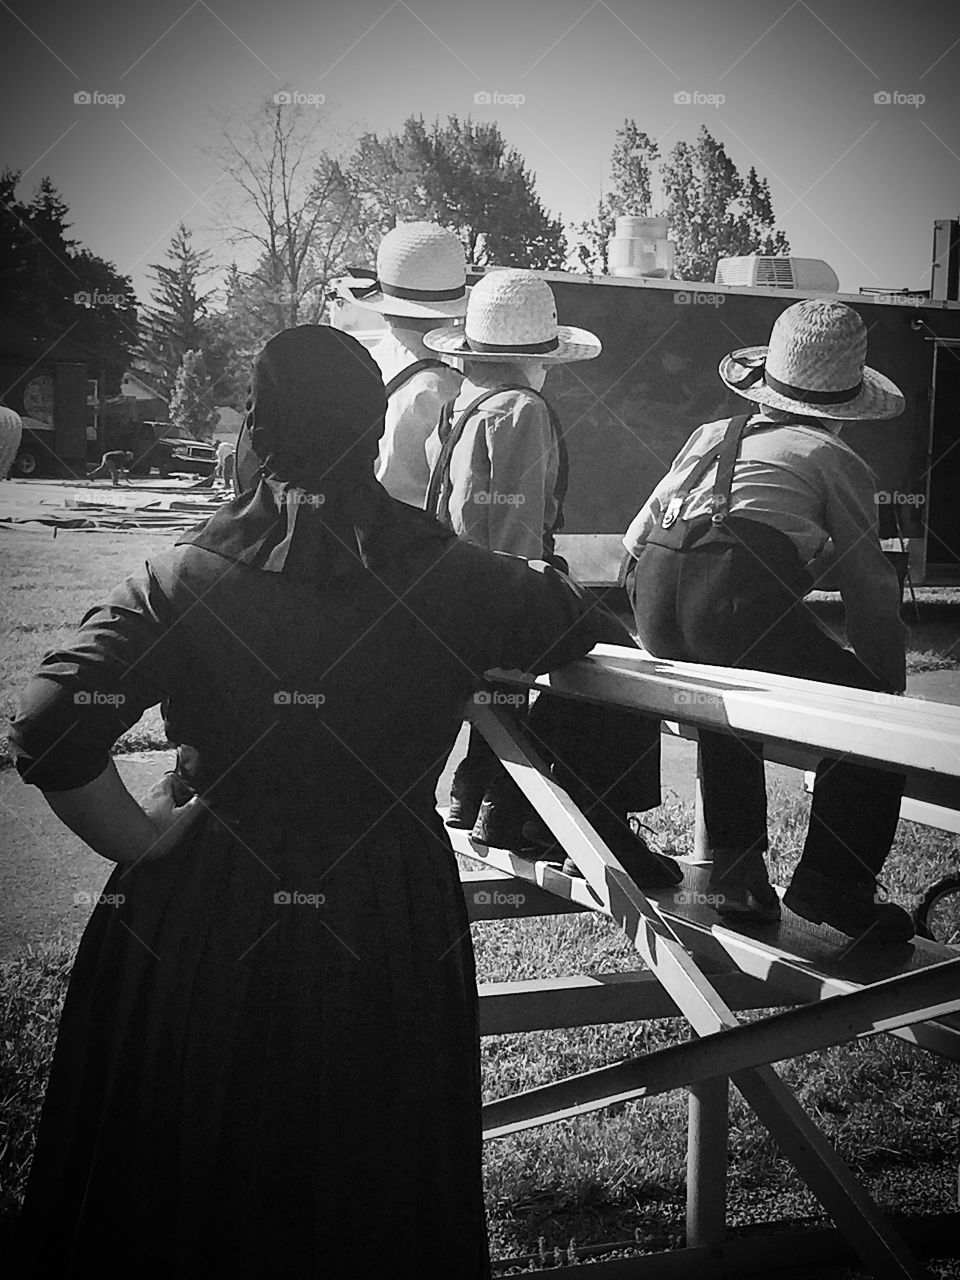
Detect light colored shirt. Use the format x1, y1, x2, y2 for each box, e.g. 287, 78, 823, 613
424, 374, 560, 560
623, 413, 907, 692
371, 329, 463, 508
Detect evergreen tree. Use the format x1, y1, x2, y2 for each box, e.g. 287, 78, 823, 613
169, 350, 218, 441
139, 224, 215, 400
0, 169, 138, 392
573, 123, 659, 273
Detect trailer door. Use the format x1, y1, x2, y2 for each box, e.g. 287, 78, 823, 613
926, 339, 960, 575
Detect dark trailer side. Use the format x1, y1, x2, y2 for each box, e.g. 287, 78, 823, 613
507, 271, 960, 587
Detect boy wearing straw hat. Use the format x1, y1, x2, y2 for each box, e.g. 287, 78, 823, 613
423, 270, 681, 889
623, 297, 913, 942
336, 222, 466, 508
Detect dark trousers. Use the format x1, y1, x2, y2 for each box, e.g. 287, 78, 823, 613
458, 690, 661, 823
627, 526, 905, 884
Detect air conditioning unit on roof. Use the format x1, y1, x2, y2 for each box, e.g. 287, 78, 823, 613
715, 256, 840, 292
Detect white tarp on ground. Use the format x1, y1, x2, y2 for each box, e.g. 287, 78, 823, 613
0, 479, 229, 531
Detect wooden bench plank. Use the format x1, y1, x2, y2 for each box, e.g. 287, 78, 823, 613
486, 644, 960, 786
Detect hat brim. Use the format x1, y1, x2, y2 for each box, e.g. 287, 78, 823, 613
335, 277, 468, 319
719, 346, 905, 421
423, 323, 601, 364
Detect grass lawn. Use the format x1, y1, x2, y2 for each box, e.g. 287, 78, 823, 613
1, 527, 959, 1273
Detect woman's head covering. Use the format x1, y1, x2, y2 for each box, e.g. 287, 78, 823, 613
180, 326, 451, 582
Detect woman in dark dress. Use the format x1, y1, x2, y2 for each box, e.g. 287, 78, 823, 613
10, 326, 622, 1278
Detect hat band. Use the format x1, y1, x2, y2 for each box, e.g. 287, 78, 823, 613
347, 269, 466, 303
466, 335, 560, 355
731, 360, 863, 405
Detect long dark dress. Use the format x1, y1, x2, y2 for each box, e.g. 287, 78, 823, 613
10, 519, 614, 1278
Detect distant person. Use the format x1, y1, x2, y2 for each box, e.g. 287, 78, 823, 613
336, 221, 465, 507
9, 325, 631, 1277
623, 297, 913, 943
423, 270, 680, 889
88, 449, 132, 484
215, 440, 236, 489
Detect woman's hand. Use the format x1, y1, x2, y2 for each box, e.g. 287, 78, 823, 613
46, 759, 206, 866
137, 772, 206, 861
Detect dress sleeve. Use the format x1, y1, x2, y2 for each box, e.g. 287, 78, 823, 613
8, 556, 182, 791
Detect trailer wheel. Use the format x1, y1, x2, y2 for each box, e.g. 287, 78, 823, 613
13, 446, 41, 477
914, 874, 960, 945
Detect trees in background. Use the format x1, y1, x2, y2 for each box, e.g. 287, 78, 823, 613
333, 115, 566, 270
0, 170, 139, 394
572, 122, 790, 282
169, 349, 218, 440
139, 223, 216, 401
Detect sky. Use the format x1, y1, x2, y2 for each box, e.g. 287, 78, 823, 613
3, 0, 959, 303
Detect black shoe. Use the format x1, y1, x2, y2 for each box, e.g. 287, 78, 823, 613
470, 790, 533, 850
708, 851, 781, 924
445, 770, 486, 830
784, 868, 915, 944
562, 822, 684, 889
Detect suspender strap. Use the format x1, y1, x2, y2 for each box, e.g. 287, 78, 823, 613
383, 359, 454, 400
425, 385, 568, 555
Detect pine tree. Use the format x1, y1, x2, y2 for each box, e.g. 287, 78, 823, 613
169, 350, 218, 441
139, 224, 215, 400
573, 122, 659, 272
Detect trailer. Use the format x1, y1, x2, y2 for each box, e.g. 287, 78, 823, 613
486, 269, 960, 588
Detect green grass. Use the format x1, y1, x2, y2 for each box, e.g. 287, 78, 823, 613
2, 791, 957, 1269
1, 530, 959, 1272
0, 529, 178, 768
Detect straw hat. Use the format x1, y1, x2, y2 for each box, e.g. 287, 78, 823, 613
423, 269, 601, 364
719, 298, 904, 420
335, 222, 468, 319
